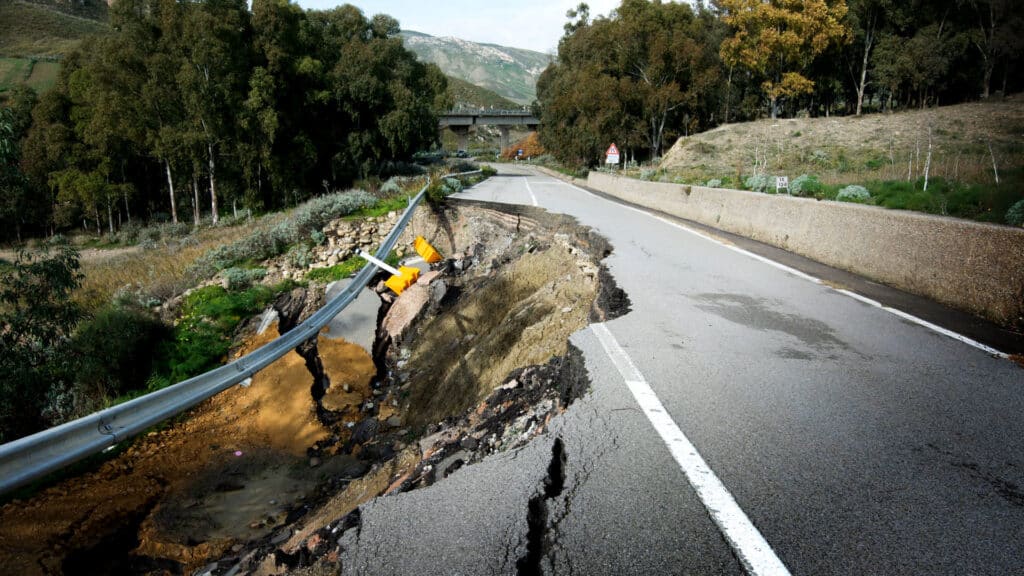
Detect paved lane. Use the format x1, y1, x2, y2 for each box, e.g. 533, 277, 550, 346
339, 165, 1023, 575
454, 166, 1024, 574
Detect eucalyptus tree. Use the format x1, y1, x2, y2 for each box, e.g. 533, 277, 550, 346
178, 0, 253, 224
538, 0, 721, 165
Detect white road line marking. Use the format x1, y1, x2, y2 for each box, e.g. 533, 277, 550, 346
591, 323, 792, 576
555, 179, 1008, 359
524, 178, 539, 206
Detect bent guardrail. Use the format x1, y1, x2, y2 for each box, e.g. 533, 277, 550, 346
0, 171, 482, 495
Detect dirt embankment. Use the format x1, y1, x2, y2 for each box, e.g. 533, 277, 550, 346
0, 200, 629, 576
661, 99, 1024, 183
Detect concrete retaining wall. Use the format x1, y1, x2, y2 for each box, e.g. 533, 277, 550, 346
585, 171, 1024, 328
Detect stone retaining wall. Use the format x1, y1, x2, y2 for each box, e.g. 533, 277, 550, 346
585, 171, 1024, 328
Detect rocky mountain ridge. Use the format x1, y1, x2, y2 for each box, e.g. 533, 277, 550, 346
400, 30, 551, 105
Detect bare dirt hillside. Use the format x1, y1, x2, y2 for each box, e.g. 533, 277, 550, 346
660, 99, 1024, 186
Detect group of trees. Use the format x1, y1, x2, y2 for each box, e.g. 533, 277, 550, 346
0, 0, 448, 242
537, 0, 1024, 166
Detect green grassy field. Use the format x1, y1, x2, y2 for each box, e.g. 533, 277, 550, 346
0, 57, 30, 88
447, 75, 518, 109
0, 57, 61, 94
23, 59, 59, 92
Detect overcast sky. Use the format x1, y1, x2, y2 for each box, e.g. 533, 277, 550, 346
292, 0, 623, 53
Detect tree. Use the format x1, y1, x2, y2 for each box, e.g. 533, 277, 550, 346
0, 241, 82, 441
844, 0, 902, 115
178, 0, 253, 224
719, 0, 851, 118
538, 1, 721, 165
965, 0, 1024, 98
612, 0, 720, 157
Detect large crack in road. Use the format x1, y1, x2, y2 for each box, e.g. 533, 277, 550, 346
0, 199, 630, 575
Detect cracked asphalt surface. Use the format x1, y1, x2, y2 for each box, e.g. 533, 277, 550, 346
335, 164, 1024, 575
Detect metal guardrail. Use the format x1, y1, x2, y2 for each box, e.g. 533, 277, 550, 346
0, 170, 483, 496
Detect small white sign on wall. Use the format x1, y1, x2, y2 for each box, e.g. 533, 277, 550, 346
776, 176, 790, 194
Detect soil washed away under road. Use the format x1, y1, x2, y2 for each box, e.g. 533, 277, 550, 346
0, 200, 630, 575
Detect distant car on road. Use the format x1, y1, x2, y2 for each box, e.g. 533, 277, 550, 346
454, 150, 469, 158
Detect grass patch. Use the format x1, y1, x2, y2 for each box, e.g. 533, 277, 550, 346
305, 255, 364, 283
0, 56, 29, 89
24, 59, 58, 92
865, 169, 1024, 223
151, 284, 276, 386
346, 195, 412, 220
74, 223, 256, 312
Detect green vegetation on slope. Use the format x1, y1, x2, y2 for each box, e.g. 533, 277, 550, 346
652, 100, 1024, 225
446, 75, 518, 109
0, 0, 108, 57
0, 57, 61, 94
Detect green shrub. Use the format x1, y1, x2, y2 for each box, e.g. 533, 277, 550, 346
790, 174, 824, 197
71, 304, 168, 402
0, 241, 82, 442
154, 285, 274, 384
705, 178, 722, 188
189, 189, 375, 279
864, 157, 885, 170
380, 177, 403, 196
1007, 199, 1024, 227
444, 177, 464, 193
286, 244, 314, 269
113, 221, 143, 244
449, 160, 479, 174
837, 185, 871, 202
744, 174, 770, 192
222, 267, 267, 290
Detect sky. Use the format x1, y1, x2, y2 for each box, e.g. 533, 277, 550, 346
292, 0, 623, 54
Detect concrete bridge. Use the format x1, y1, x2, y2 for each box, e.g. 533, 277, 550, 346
439, 108, 540, 151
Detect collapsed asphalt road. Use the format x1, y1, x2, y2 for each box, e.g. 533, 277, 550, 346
440, 164, 1024, 576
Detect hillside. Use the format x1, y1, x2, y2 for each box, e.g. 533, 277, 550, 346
656, 99, 1024, 224
662, 100, 1024, 185
0, 0, 107, 57
401, 30, 549, 105
445, 75, 517, 109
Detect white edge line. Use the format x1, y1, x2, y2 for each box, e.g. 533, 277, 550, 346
590, 323, 792, 576
524, 178, 539, 207
561, 182, 1008, 359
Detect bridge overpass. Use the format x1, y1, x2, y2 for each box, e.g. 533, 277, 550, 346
439, 108, 539, 151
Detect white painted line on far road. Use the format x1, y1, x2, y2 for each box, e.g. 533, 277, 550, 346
523, 178, 539, 207
557, 179, 1008, 359
591, 323, 792, 576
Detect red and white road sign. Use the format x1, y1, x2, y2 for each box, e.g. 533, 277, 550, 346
605, 143, 620, 165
